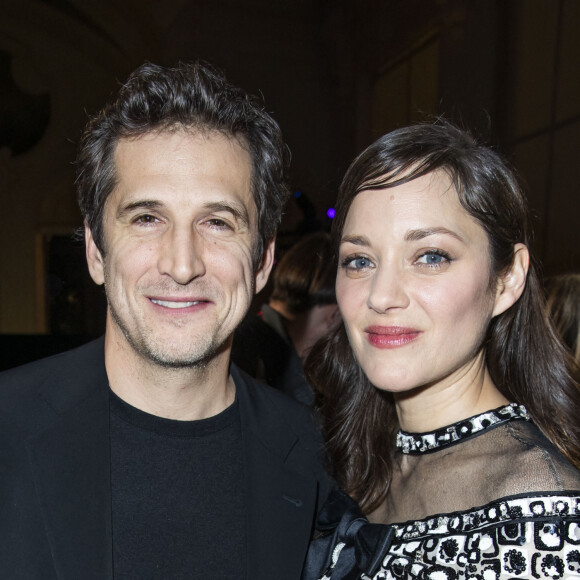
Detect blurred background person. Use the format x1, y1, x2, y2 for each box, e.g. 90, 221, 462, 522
232, 232, 340, 406
545, 273, 580, 364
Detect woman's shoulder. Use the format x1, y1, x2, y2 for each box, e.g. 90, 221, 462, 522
451, 418, 580, 496
386, 419, 580, 520
496, 419, 580, 492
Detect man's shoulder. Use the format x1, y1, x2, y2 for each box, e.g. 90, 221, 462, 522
0, 337, 104, 387
0, 338, 106, 425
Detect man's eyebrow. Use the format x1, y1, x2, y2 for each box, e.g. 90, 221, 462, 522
203, 201, 250, 226
405, 227, 464, 242
340, 234, 370, 247
116, 200, 161, 219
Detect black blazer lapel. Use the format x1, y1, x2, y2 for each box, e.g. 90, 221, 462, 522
234, 366, 321, 580
26, 339, 113, 579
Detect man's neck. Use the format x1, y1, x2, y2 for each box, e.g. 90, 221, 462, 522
104, 332, 235, 421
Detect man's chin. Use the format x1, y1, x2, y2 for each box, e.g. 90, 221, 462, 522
131, 343, 213, 369
107, 310, 234, 370
131, 335, 232, 370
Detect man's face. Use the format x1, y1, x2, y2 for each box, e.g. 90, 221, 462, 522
86, 130, 274, 368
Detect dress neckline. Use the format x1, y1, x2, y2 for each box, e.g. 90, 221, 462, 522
396, 403, 530, 454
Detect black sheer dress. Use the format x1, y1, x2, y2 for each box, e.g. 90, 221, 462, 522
303, 404, 580, 580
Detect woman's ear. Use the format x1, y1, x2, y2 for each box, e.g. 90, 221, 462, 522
85, 222, 105, 286
492, 243, 529, 317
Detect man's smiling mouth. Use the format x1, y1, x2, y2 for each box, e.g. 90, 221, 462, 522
150, 299, 202, 309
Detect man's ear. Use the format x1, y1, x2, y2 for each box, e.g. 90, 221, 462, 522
492, 243, 529, 317
85, 222, 105, 286
254, 237, 276, 295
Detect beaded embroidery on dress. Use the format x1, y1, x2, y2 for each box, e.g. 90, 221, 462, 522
309, 404, 580, 580
395, 403, 530, 454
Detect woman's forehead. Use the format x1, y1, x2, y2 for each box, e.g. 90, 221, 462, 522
341, 173, 489, 247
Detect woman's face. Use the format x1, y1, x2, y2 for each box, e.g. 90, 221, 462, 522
336, 171, 504, 395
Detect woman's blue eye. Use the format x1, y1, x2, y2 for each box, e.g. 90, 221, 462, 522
342, 255, 373, 270
354, 257, 370, 268
426, 253, 443, 264
417, 251, 449, 265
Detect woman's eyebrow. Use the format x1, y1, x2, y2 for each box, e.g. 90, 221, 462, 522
340, 234, 370, 247
405, 227, 464, 242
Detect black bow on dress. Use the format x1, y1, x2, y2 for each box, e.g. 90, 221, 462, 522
302, 490, 395, 579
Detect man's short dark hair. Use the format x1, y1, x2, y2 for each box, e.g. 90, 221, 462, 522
76, 61, 291, 267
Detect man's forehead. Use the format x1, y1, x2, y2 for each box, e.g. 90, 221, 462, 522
111, 128, 251, 183
106, 128, 258, 221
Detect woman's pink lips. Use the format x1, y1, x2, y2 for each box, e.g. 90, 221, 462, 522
365, 326, 421, 349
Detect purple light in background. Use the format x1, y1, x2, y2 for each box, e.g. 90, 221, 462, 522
326, 207, 336, 219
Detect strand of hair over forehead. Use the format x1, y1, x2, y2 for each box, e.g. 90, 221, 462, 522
350, 122, 483, 195
338, 122, 532, 250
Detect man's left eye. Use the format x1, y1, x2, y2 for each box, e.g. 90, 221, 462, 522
207, 218, 231, 229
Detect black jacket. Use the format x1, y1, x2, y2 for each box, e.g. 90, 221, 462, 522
0, 338, 332, 579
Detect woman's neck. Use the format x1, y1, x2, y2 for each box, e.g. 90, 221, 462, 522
394, 352, 509, 433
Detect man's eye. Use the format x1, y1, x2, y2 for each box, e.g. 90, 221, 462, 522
206, 218, 232, 230
134, 214, 158, 224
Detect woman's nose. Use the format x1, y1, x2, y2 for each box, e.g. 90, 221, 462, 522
366, 265, 410, 313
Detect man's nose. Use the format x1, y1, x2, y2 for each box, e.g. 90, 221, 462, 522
157, 227, 206, 285
366, 264, 410, 313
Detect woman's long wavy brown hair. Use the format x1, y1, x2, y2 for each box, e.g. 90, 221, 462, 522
306, 121, 580, 514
